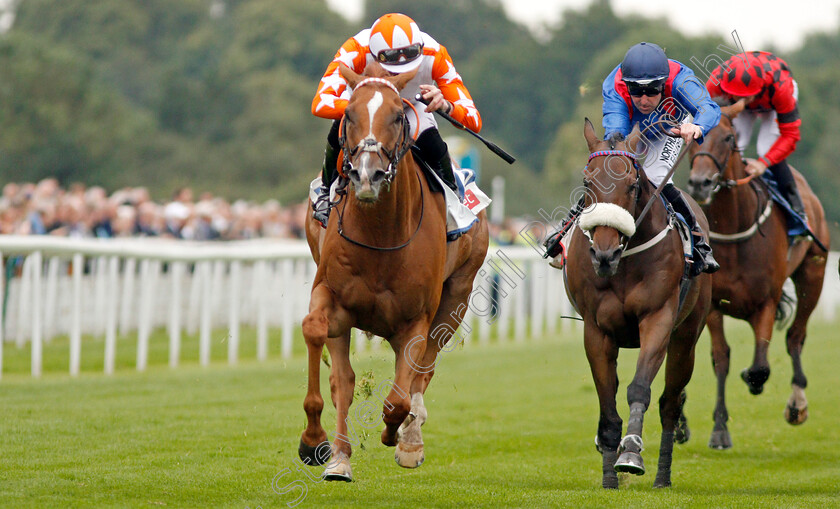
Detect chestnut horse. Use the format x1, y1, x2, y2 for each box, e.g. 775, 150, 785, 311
686, 101, 829, 449
300, 62, 489, 481
565, 119, 711, 489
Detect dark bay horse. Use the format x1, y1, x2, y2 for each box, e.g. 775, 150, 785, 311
565, 119, 712, 489
300, 62, 489, 481
687, 101, 829, 449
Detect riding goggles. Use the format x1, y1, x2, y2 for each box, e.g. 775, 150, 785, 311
377, 43, 423, 65
626, 81, 664, 97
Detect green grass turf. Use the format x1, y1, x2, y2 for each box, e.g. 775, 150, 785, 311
1, 319, 840, 508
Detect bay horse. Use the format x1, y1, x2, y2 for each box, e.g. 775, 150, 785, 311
300, 62, 489, 481
686, 100, 829, 449
564, 119, 712, 489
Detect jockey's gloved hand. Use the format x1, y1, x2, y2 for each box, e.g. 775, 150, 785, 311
543, 229, 565, 259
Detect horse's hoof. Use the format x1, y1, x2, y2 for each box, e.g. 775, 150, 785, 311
653, 476, 672, 488
614, 451, 645, 475
602, 475, 619, 489
298, 439, 331, 466
785, 404, 808, 425
740, 367, 768, 395
674, 417, 691, 444
708, 429, 732, 450
395, 441, 425, 468
323, 454, 353, 482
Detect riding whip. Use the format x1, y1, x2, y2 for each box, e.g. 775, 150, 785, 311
414, 94, 516, 164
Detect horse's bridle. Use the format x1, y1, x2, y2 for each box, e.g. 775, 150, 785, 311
581, 150, 643, 251
690, 132, 740, 194
337, 77, 415, 186
334, 76, 425, 251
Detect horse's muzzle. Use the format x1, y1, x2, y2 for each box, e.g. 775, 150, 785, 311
348, 167, 387, 202
686, 176, 714, 205
590, 245, 622, 277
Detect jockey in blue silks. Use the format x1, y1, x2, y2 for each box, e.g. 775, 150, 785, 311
545, 42, 721, 275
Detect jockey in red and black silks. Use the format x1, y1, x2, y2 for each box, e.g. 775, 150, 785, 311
706, 51, 807, 223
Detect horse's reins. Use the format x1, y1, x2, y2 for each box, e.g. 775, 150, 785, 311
335, 77, 426, 251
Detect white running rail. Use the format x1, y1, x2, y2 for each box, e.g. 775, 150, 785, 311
1, 235, 837, 379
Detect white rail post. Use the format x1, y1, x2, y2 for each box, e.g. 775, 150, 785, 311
16, 254, 31, 347
281, 259, 294, 359
228, 261, 241, 365
134, 259, 152, 373
70, 253, 83, 376
168, 261, 184, 368
44, 256, 60, 340
199, 261, 212, 366
93, 256, 107, 337
30, 251, 42, 378
119, 257, 136, 337
255, 261, 268, 361
105, 256, 119, 374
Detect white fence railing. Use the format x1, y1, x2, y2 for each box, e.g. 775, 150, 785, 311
1, 236, 838, 379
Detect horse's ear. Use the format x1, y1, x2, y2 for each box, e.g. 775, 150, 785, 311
721, 98, 746, 119
625, 123, 642, 155
339, 64, 361, 89
391, 68, 419, 91
584, 118, 600, 152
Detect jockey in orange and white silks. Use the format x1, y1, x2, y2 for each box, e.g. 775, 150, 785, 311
310, 13, 481, 227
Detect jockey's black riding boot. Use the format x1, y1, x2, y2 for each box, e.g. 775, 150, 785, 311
543, 197, 585, 258
662, 183, 720, 275
416, 128, 457, 192
769, 160, 808, 222
313, 120, 341, 227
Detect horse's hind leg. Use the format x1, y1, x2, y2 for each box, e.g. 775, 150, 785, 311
299, 285, 332, 467
323, 330, 355, 481
382, 321, 431, 451
707, 310, 733, 450
784, 253, 827, 425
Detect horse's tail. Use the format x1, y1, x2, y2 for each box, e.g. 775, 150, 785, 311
775, 278, 797, 330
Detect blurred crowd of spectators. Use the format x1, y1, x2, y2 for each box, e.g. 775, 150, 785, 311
0, 178, 534, 245
0, 178, 309, 240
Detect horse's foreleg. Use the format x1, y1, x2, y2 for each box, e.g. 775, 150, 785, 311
742, 301, 776, 395
323, 330, 355, 482
707, 310, 732, 450
616, 312, 672, 477
584, 321, 621, 489
299, 286, 332, 467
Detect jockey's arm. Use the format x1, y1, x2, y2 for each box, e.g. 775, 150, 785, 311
671, 68, 721, 144
311, 34, 368, 120
432, 46, 482, 132
760, 86, 801, 167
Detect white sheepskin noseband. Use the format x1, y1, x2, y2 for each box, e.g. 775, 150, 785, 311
578, 203, 636, 237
